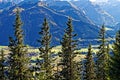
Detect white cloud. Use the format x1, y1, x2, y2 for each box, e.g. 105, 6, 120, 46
89, 0, 96, 2
89, 0, 108, 2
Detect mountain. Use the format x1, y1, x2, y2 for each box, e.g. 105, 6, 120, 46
0, 0, 116, 25
0, 2, 13, 9
47, 1, 93, 24
0, 0, 23, 3
0, 1, 99, 46
98, 0, 120, 23
72, 0, 115, 26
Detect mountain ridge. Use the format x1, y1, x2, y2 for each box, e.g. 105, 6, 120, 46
0, 0, 116, 46
0, 1, 100, 46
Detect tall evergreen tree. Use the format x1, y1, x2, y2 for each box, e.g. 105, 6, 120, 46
96, 24, 110, 80
60, 18, 80, 80
84, 44, 96, 80
110, 30, 120, 80
8, 8, 31, 80
53, 63, 64, 80
37, 18, 53, 80
0, 49, 5, 80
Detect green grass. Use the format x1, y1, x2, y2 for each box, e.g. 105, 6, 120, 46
0, 46, 8, 49
0, 44, 113, 61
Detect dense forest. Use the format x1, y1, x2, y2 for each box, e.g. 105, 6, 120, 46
0, 8, 120, 80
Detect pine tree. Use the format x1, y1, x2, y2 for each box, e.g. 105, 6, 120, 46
8, 8, 31, 80
96, 24, 110, 80
53, 63, 64, 80
84, 44, 96, 80
37, 18, 53, 80
60, 18, 80, 80
0, 49, 5, 80
110, 30, 120, 80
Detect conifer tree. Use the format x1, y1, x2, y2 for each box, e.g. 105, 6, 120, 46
96, 24, 109, 80
53, 63, 64, 80
0, 49, 5, 80
77, 61, 82, 80
60, 18, 80, 80
84, 44, 96, 80
110, 30, 120, 80
37, 18, 53, 80
8, 8, 31, 80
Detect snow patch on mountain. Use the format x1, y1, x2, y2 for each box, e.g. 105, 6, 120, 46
67, 1, 79, 10
0, 10, 3, 13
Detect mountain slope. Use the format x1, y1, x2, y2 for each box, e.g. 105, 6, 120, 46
0, 1, 99, 46
0, 2, 13, 9
0, 0, 23, 3
99, 0, 120, 23
72, 0, 115, 26
47, 1, 93, 24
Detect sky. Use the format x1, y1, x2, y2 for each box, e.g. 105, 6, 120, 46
0, 0, 110, 2
90, 0, 120, 2
89, 0, 108, 2
0, 0, 106, 2
0, 0, 107, 2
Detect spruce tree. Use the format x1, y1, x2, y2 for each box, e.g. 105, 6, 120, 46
53, 63, 64, 80
96, 24, 110, 80
110, 30, 120, 80
84, 44, 96, 80
37, 18, 53, 80
0, 49, 5, 80
8, 8, 31, 80
60, 18, 80, 80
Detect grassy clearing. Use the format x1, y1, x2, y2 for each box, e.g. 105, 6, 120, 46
0, 46, 8, 49
105, 27, 113, 31
52, 46, 61, 53
0, 44, 113, 61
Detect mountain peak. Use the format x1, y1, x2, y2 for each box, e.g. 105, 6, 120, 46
0, 0, 23, 3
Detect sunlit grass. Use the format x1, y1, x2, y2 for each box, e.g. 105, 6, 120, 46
0, 44, 113, 61
105, 27, 113, 31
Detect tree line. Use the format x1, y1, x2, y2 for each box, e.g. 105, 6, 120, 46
0, 8, 120, 80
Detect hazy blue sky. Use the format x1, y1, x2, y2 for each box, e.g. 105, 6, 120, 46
0, 0, 120, 3
90, 0, 120, 2
90, 0, 108, 2
0, 0, 108, 2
